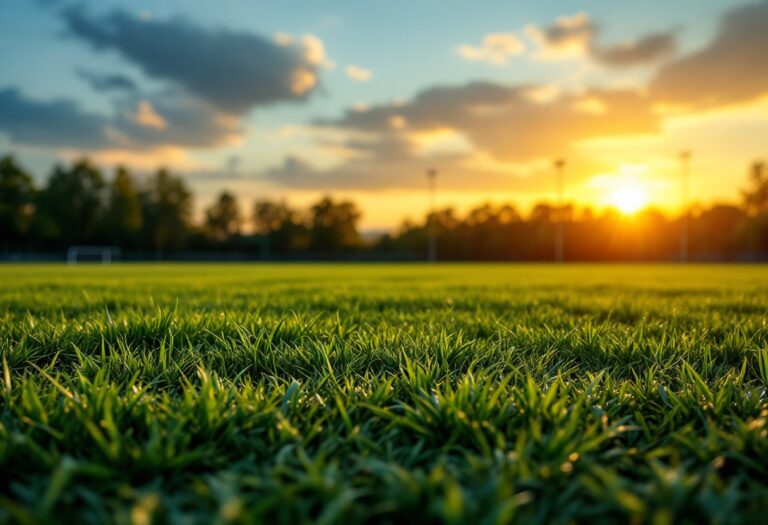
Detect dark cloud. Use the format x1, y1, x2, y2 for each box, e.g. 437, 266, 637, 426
262, 154, 411, 190
262, 81, 658, 190
261, 152, 520, 192
260, 144, 615, 193
112, 91, 242, 148
77, 70, 137, 93
526, 12, 596, 56
0, 86, 240, 150
527, 12, 676, 67
263, 155, 318, 186
323, 82, 520, 131
0, 87, 110, 149
338, 134, 414, 162
651, 0, 768, 107
261, 133, 420, 190
593, 31, 676, 67
62, 7, 325, 114
323, 81, 659, 162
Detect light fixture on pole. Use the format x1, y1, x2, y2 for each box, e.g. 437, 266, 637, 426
679, 150, 691, 263
554, 158, 566, 264
427, 168, 438, 263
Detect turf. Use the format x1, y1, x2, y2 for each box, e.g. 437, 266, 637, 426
1, 263, 768, 524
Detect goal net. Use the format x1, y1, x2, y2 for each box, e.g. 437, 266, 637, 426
67, 246, 120, 264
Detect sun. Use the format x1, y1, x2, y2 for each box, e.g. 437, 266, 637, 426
591, 165, 654, 215
609, 178, 650, 215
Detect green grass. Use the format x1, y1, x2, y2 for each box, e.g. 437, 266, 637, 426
1, 263, 768, 524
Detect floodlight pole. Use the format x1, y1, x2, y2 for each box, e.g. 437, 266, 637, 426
679, 150, 691, 263
554, 159, 566, 264
427, 168, 437, 263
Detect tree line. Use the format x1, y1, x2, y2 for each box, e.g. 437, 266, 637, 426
0, 155, 363, 258
1, 155, 767, 260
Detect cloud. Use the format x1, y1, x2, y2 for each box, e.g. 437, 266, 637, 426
127, 101, 166, 129
62, 7, 327, 113
259, 138, 604, 193
321, 81, 658, 162
6, 10, 328, 158
274, 33, 331, 68
77, 70, 137, 93
651, 0, 768, 108
345, 65, 373, 82
261, 149, 520, 192
59, 146, 203, 172
0, 87, 111, 149
592, 31, 677, 68
525, 12, 676, 67
262, 155, 319, 186
0, 86, 241, 150
259, 80, 660, 191
458, 33, 526, 65
525, 13, 596, 59
109, 91, 242, 148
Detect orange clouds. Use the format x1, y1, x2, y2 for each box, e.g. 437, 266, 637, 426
59, 146, 204, 172
128, 101, 167, 130
325, 82, 659, 162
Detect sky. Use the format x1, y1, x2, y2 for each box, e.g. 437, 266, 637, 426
1, 0, 766, 230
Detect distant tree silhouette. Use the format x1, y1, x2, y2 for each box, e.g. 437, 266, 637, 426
253, 199, 307, 254
530, 203, 556, 224
309, 196, 362, 253
35, 159, 106, 247
253, 199, 293, 235
691, 205, 746, 259
140, 169, 192, 257
205, 191, 241, 242
459, 203, 523, 259
741, 160, 768, 255
743, 161, 768, 215
0, 155, 36, 248
103, 167, 143, 248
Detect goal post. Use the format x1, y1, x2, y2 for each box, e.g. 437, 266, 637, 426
67, 246, 121, 265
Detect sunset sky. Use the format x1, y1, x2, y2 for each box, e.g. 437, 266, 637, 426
1, 0, 767, 229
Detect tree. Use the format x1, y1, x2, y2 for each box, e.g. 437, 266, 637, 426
36, 159, 107, 247
253, 199, 294, 235
0, 155, 36, 247
743, 161, 768, 215
253, 199, 308, 254
309, 196, 362, 252
103, 167, 142, 247
693, 205, 746, 259
140, 169, 192, 256
204, 191, 241, 242
530, 203, 556, 224
741, 161, 768, 254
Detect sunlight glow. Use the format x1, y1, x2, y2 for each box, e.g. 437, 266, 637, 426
610, 181, 649, 214
592, 165, 652, 215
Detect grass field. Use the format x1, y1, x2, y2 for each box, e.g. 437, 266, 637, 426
1, 264, 768, 524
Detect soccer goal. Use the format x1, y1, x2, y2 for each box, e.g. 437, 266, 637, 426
67, 246, 120, 264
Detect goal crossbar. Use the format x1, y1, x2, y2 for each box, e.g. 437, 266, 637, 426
67, 246, 120, 264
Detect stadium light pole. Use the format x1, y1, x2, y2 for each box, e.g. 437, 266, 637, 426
427, 168, 438, 263
554, 158, 566, 264
679, 150, 691, 263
